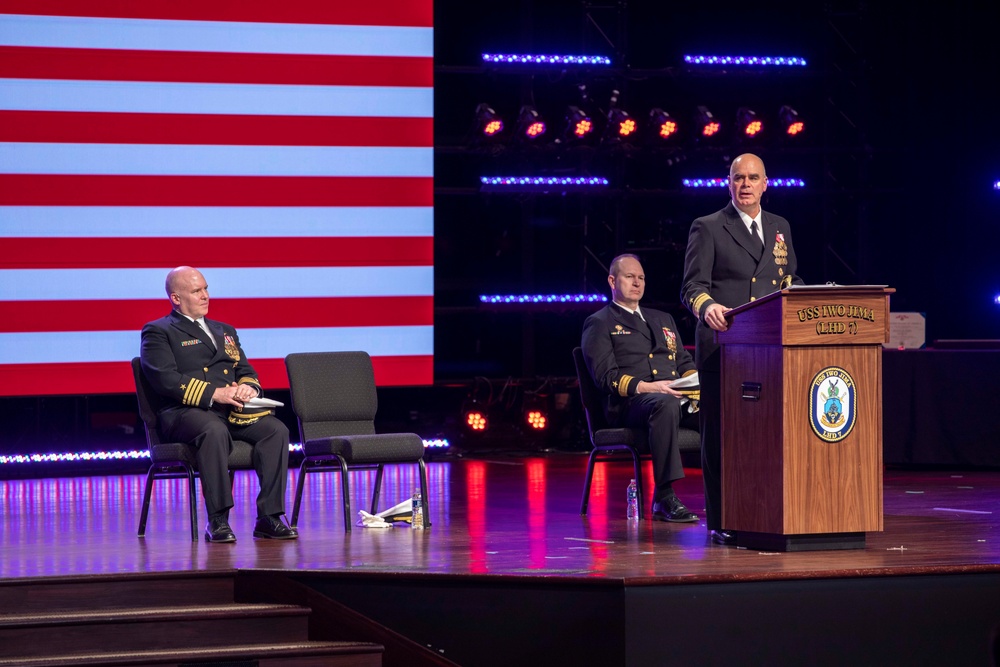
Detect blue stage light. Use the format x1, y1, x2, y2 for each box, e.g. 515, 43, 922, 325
684, 55, 807, 67
682, 178, 806, 188
993, 181, 1000, 191
482, 53, 612, 66
480, 176, 610, 192
479, 294, 608, 304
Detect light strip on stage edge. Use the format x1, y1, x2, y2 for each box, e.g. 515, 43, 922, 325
0, 439, 450, 466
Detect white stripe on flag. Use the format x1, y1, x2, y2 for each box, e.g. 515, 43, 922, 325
0, 326, 434, 364
0, 267, 434, 301
1, 144, 433, 177
0, 207, 434, 237
0, 14, 433, 57
0, 79, 434, 117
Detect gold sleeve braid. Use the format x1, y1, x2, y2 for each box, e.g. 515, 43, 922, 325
181, 378, 210, 406
691, 293, 712, 314
618, 374, 635, 397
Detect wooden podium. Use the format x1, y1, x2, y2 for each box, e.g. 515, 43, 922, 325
716, 285, 892, 551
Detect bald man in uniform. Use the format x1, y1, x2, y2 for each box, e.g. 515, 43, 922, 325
140, 266, 297, 543
582, 254, 699, 523
681, 154, 803, 545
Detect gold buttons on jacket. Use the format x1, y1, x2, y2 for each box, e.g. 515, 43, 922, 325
772, 280, 777, 285
652, 369, 658, 375
668, 354, 674, 360
750, 297, 756, 301
751, 277, 757, 283
648, 353, 654, 358
203, 367, 209, 372
223, 369, 229, 375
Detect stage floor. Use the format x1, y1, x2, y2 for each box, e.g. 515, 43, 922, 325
2, 452, 998, 582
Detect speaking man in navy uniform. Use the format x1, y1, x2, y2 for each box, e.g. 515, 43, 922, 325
140, 266, 297, 543
681, 153, 803, 545
581, 253, 699, 523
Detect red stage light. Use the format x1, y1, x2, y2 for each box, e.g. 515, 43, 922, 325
466, 411, 488, 431
737, 107, 762, 138
526, 410, 547, 430
780, 106, 805, 136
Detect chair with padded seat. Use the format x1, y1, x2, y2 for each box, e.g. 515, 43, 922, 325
572, 346, 700, 520
284, 351, 430, 532
131, 357, 255, 541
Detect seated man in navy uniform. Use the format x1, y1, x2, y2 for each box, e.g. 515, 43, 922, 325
581, 253, 699, 522
140, 266, 297, 543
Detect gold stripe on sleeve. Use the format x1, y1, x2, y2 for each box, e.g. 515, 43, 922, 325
691, 293, 712, 313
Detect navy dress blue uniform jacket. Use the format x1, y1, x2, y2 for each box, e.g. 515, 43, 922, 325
581, 303, 697, 498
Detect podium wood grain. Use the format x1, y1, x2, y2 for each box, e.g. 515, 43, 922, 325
720, 287, 890, 540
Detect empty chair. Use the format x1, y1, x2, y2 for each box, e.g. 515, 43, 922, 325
284, 351, 429, 532
131, 357, 255, 541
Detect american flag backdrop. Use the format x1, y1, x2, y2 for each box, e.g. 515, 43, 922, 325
0, 1, 435, 397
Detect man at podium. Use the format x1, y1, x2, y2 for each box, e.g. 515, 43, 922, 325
680, 154, 804, 545
582, 254, 700, 523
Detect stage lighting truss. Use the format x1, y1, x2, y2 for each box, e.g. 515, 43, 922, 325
649, 108, 679, 140
694, 106, 721, 138
475, 103, 504, 139
737, 107, 763, 138
779, 105, 805, 136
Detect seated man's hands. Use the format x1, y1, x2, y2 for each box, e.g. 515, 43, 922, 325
212, 382, 257, 407
636, 380, 684, 398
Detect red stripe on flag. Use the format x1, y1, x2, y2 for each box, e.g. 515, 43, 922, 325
0, 355, 434, 396
250, 356, 435, 390
0, 1, 434, 27
0, 47, 433, 87
0, 297, 434, 333
1, 237, 434, 269
0, 111, 434, 147
0, 175, 433, 206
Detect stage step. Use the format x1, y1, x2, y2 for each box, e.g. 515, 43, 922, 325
0, 573, 383, 667
0, 641, 383, 666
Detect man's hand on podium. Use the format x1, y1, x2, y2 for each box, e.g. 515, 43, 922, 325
705, 303, 731, 332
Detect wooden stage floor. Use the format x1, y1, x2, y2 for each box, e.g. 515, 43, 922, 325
2, 452, 999, 581
2, 452, 1000, 665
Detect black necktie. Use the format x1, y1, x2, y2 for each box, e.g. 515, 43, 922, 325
750, 220, 764, 253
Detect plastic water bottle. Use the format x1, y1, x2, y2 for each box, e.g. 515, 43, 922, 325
626, 479, 638, 520
411, 489, 424, 529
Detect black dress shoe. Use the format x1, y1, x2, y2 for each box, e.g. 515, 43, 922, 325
651, 495, 698, 523
253, 514, 299, 540
710, 530, 737, 546
205, 516, 236, 543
